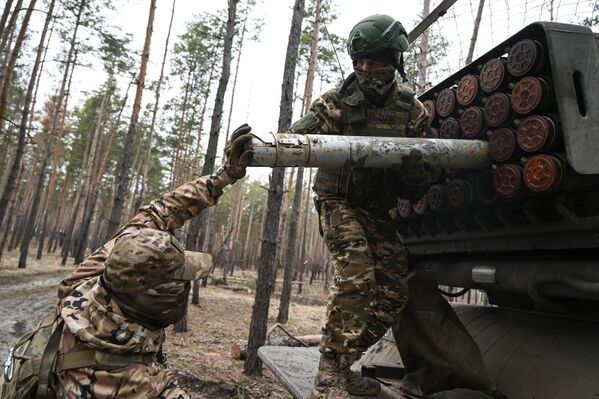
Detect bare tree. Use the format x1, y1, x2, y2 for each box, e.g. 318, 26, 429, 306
244, 0, 305, 376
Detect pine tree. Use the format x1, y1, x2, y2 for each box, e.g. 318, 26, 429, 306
244, 0, 305, 376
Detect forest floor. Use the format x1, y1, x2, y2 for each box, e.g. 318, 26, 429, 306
0, 250, 329, 398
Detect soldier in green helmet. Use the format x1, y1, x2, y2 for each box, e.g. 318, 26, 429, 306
227, 14, 500, 399
228, 14, 434, 398
305, 14, 434, 398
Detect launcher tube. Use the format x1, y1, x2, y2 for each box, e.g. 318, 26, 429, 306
249, 132, 490, 169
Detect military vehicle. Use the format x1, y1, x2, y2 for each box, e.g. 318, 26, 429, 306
251, 21, 599, 399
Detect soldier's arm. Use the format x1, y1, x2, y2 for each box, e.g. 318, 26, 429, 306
406, 97, 429, 137
288, 89, 344, 135
58, 174, 228, 297
401, 97, 440, 189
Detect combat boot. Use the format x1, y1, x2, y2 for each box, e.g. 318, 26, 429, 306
309, 352, 381, 398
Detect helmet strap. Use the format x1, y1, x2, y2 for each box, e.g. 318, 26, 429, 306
397, 52, 408, 83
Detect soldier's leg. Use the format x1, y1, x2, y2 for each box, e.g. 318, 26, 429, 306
319, 201, 378, 354
311, 201, 383, 398
357, 214, 409, 348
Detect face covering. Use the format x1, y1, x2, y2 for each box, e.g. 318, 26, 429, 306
354, 62, 397, 100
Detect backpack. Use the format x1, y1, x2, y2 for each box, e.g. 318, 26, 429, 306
0, 307, 63, 399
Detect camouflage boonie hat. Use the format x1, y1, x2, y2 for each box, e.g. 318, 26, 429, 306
104, 229, 213, 293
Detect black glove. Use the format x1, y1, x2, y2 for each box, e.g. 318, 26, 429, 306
224, 123, 254, 179
401, 149, 438, 186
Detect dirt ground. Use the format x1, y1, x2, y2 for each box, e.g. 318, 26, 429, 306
0, 250, 329, 398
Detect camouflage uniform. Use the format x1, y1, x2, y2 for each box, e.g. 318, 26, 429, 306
289, 77, 428, 355
53, 174, 226, 399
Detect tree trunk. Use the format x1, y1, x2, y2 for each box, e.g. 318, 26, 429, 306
104, 0, 156, 241
416, 0, 431, 92
0, 0, 35, 132
223, 9, 248, 143
18, 0, 81, 268
276, 168, 295, 271
187, 0, 239, 308
466, 0, 485, 65
0, 0, 54, 228
244, 0, 305, 376
27, 13, 55, 135
37, 43, 75, 259
200, 0, 237, 176
171, 70, 192, 189
0, 158, 23, 261
278, 0, 321, 316
90, 82, 131, 240
276, 166, 303, 323
302, 0, 321, 110
189, 66, 214, 174
242, 199, 255, 268
0, 0, 14, 41
297, 168, 313, 294
73, 81, 113, 264
47, 169, 70, 252
0, 0, 23, 62
138, 0, 175, 208
9, 163, 35, 251
36, 123, 62, 259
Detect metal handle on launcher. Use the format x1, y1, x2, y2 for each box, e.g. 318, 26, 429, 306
249, 131, 491, 170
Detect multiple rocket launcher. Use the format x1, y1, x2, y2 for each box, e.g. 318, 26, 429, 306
249, 23, 599, 240
394, 32, 599, 239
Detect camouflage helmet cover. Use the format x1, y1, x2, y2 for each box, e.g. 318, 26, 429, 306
347, 14, 409, 60
104, 229, 213, 293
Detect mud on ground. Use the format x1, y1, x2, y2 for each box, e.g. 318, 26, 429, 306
0, 250, 328, 398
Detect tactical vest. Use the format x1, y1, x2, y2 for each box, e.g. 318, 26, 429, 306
313, 77, 415, 207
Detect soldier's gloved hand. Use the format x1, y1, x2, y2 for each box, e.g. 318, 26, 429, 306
224, 123, 254, 179
401, 149, 438, 186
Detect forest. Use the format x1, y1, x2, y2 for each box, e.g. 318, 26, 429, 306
1, 0, 598, 397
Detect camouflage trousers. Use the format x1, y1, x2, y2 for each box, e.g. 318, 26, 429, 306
56, 365, 190, 398
318, 199, 409, 354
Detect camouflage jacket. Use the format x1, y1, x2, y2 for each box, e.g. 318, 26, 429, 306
289, 75, 428, 207
54, 175, 225, 398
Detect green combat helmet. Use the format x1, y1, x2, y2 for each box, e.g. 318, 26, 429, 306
346, 14, 409, 60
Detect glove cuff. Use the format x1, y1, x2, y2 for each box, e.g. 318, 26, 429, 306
213, 164, 237, 188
